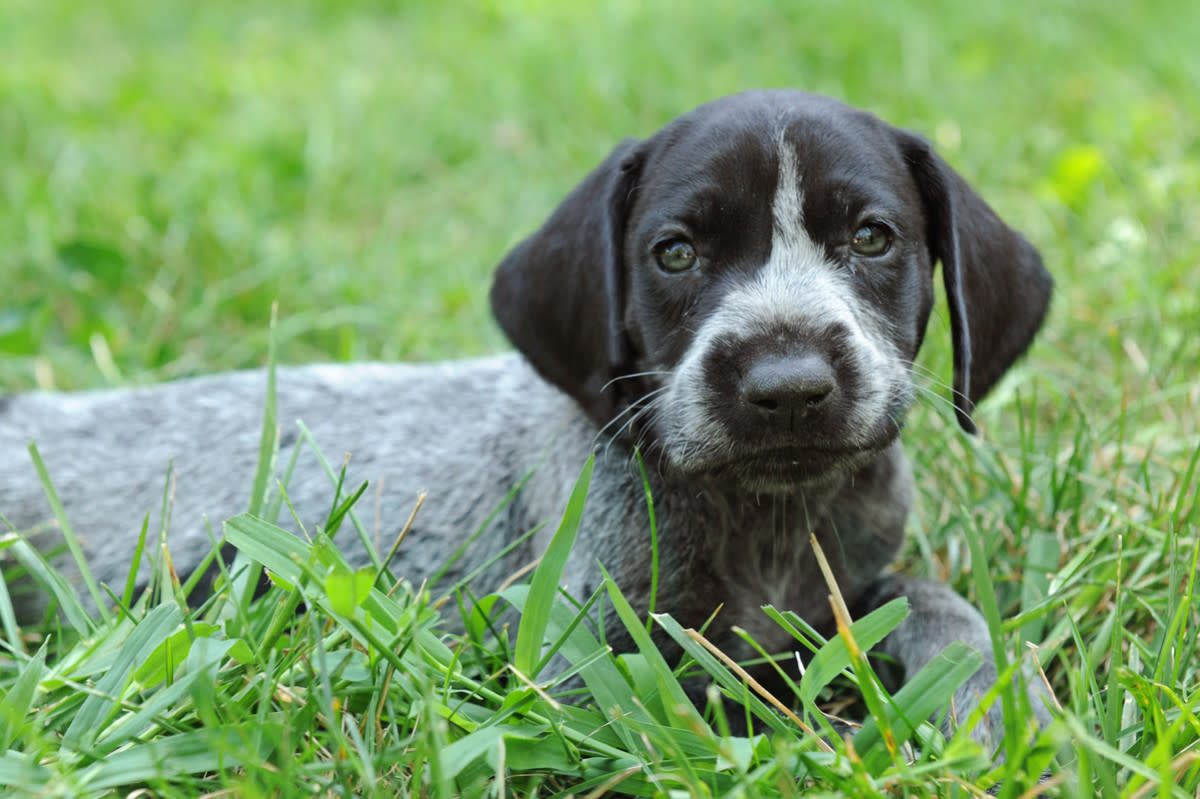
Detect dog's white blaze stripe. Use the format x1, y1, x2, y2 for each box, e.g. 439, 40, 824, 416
771, 142, 810, 255
663, 138, 904, 460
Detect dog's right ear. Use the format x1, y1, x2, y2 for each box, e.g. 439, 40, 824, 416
490, 138, 644, 424
896, 131, 1053, 433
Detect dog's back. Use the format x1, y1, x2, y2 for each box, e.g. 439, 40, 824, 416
1, 353, 590, 620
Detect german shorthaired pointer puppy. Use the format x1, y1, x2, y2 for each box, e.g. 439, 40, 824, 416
1, 89, 1053, 744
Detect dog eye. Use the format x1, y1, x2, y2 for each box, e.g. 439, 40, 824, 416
654, 239, 699, 273
850, 222, 892, 257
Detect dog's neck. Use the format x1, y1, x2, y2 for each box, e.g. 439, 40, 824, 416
630, 442, 912, 648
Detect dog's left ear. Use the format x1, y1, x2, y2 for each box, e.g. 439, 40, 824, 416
490, 139, 645, 425
897, 132, 1053, 433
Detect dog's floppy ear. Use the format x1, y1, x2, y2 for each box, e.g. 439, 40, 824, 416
898, 132, 1052, 433
491, 138, 644, 424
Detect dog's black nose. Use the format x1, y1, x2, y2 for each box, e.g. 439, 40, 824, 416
740, 353, 835, 419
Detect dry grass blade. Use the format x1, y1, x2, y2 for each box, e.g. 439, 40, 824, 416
383, 491, 426, 597
683, 627, 833, 751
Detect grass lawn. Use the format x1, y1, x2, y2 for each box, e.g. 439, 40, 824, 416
2, 0, 1198, 796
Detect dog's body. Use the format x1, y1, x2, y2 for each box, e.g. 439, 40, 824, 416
1, 90, 1053, 743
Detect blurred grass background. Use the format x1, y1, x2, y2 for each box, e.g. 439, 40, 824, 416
2, 0, 1196, 401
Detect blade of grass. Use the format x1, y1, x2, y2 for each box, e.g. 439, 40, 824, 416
0, 529, 24, 653
246, 302, 279, 518
0, 641, 47, 748
962, 507, 1036, 793
768, 599, 909, 706
119, 515, 151, 612
25, 443, 105, 626
3, 536, 93, 632
83, 723, 281, 791
852, 640, 984, 775
62, 603, 184, 750
514, 455, 593, 678
634, 450, 660, 623
598, 564, 701, 726
231, 304, 280, 618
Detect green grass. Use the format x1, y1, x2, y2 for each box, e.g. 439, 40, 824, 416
1, 0, 1198, 795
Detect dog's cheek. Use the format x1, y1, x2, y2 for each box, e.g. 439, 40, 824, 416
627, 268, 707, 371
853, 252, 935, 366
894, 263, 937, 363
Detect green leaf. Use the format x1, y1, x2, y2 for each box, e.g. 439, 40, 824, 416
324, 565, 376, 616
601, 567, 701, 728
56, 238, 128, 288
784, 597, 909, 705
224, 514, 313, 585
63, 604, 184, 749
439, 725, 507, 777
853, 639, 983, 774
132, 622, 219, 685
0, 644, 47, 749
514, 455, 593, 677
84, 723, 280, 790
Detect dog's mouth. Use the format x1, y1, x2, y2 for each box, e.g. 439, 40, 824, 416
686, 435, 898, 492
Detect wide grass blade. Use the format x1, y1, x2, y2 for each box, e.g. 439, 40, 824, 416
61, 604, 184, 750
0, 643, 47, 749
767, 598, 909, 706
514, 455, 593, 678
83, 724, 280, 791
599, 564, 702, 726
3, 536, 93, 632
852, 639, 984, 775
0, 525, 28, 652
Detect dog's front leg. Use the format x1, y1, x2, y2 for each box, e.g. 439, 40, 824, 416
853, 574, 1053, 748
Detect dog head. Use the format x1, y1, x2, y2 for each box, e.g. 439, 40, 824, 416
491, 90, 1051, 491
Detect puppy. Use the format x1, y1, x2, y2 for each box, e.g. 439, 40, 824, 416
1, 90, 1053, 744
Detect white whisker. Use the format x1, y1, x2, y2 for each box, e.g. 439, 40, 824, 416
599, 370, 672, 394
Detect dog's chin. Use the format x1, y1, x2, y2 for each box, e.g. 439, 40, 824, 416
671, 436, 899, 494
662, 417, 902, 491
727, 448, 881, 493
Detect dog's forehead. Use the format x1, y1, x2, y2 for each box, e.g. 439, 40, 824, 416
639, 92, 911, 210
